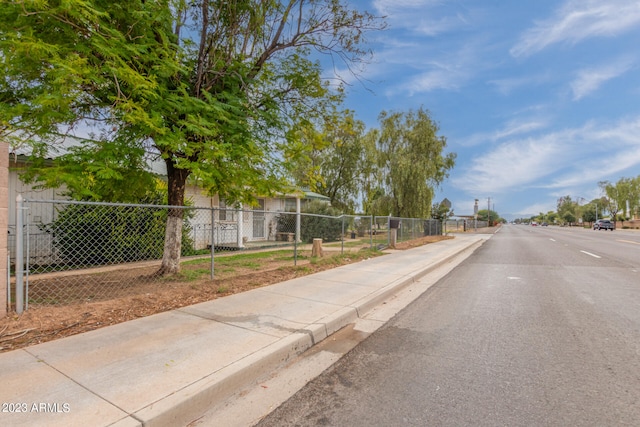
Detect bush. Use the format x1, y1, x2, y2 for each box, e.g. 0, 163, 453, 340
45, 203, 194, 267
276, 201, 343, 244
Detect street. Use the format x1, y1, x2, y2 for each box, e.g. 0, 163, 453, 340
257, 225, 640, 426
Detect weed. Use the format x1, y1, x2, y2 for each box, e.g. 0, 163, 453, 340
179, 269, 209, 281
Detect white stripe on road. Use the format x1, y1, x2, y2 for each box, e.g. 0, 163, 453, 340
617, 239, 640, 246
580, 250, 601, 258
549, 238, 556, 242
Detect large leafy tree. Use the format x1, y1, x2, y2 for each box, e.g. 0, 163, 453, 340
580, 199, 604, 223
602, 176, 640, 221
0, 0, 384, 274
288, 109, 365, 212
599, 180, 622, 222
556, 195, 577, 224
375, 107, 456, 218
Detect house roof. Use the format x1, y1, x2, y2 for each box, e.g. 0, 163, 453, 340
302, 190, 330, 201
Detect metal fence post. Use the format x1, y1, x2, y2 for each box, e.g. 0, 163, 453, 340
294, 214, 298, 266
25, 199, 30, 311
15, 195, 23, 314
210, 208, 215, 279
341, 216, 345, 255
6, 255, 10, 313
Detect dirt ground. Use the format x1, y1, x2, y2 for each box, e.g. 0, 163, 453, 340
0, 235, 451, 353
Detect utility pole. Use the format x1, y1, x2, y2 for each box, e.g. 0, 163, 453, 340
474, 199, 478, 232
487, 197, 491, 226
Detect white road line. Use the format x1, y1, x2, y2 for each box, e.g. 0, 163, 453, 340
580, 250, 601, 259
617, 239, 640, 246
549, 238, 556, 242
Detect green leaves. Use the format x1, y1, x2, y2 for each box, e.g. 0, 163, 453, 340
375, 107, 456, 218
2, 0, 386, 273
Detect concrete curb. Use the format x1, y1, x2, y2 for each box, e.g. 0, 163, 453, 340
0, 235, 488, 427
137, 236, 486, 427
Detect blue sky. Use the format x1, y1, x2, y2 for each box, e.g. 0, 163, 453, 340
336, 0, 640, 220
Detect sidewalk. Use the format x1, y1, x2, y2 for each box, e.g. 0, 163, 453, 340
0, 234, 490, 427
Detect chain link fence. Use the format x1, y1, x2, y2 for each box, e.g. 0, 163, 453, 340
387, 216, 443, 243
445, 219, 488, 232
11, 199, 439, 310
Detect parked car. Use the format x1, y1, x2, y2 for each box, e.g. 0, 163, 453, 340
593, 219, 615, 230
541, 222, 548, 226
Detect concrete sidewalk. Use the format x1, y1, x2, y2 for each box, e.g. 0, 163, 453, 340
0, 234, 489, 427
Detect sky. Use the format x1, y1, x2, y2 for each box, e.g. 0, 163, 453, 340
336, 0, 640, 220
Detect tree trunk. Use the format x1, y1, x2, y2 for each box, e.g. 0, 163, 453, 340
158, 158, 190, 275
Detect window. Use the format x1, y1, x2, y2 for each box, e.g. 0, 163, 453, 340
285, 198, 297, 212
219, 199, 236, 221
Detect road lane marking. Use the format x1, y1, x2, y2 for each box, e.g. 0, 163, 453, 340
549, 238, 556, 242
617, 239, 640, 245
580, 250, 601, 258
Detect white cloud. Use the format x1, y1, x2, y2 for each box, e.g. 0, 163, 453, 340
454, 116, 640, 195
461, 118, 548, 147
384, 36, 487, 96
570, 58, 635, 100
373, 0, 462, 37
517, 202, 554, 216
493, 120, 548, 140
413, 14, 468, 37
398, 68, 462, 94
510, 0, 640, 58
454, 137, 565, 194
547, 141, 640, 189
488, 73, 553, 96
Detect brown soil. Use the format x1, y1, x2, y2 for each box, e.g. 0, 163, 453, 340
0, 235, 451, 353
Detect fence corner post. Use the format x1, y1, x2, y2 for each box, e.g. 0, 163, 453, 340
370, 215, 373, 249
210, 208, 216, 280
15, 194, 24, 314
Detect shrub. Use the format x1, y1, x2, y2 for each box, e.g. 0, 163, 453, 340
276, 201, 343, 243
45, 203, 194, 267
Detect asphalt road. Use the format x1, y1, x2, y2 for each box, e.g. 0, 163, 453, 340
257, 225, 640, 426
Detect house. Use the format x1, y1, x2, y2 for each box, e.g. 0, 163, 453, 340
8, 154, 330, 261
183, 181, 329, 250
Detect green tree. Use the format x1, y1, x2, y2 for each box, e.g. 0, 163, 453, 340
605, 176, 640, 221
288, 109, 366, 213
18, 137, 158, 203
563, 211, 577, 225
557, 195, 578, 225
544, 211, 557, 224
599, 181, 622, 223
375, 107, 456, 218
1, 0, 384, 274
360, 128, 389, 216
477, 209, 499, 225
315, 111, 366, 213
431, 202, 454, 221
579, 199, 604, 224
631, 176, 640, 220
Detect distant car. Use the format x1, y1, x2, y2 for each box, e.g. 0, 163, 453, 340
541, 222, 548, 226
531, 222, 538, 226
593, 219, 614, 230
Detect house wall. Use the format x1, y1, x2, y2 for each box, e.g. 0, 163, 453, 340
183, 185, 301, 249
6, 170, 306, 260
8, 162, 69, 265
